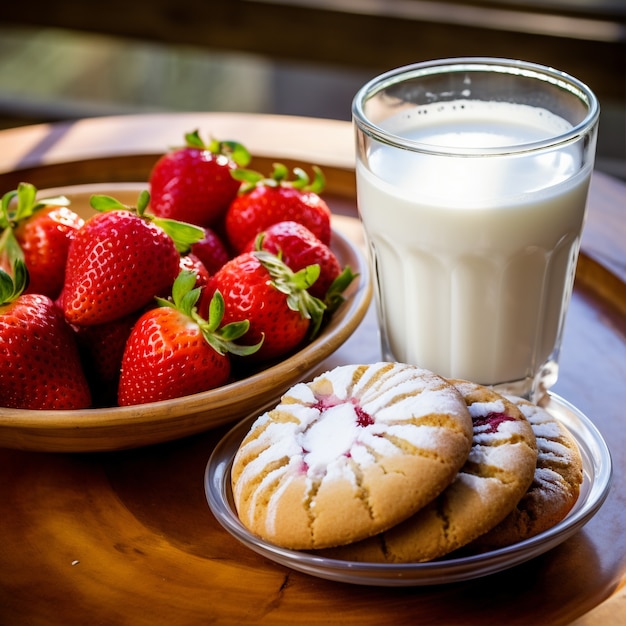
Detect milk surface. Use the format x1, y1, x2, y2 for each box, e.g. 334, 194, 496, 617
357, 100, 591, 389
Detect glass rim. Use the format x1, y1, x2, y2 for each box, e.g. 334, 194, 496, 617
352, 57, 600, 157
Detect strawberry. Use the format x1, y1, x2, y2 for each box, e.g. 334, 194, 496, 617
149, 130, 251, 227
0, 182, 83, 299
118, 270, 260, 406
178, 253, 210, 288
208, 250, 326, 361
190, 226, 231, 274
72, 311, 141, 407
62, 191, 204, 326
225, 163, 332, 254
0, 258, 91, 409
156, 253, 210, 304
244, 220, 356, 306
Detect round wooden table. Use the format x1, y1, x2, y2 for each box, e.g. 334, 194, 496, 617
0, 113, 624, 625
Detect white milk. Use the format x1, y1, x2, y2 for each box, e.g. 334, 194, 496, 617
357, 100, 591, 390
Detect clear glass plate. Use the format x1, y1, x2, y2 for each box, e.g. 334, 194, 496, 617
204, 392, 612, 586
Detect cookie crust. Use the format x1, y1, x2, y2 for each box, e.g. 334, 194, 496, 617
231, 363, 473, 550
467, 395, 583, 551
323, 380, 538, 562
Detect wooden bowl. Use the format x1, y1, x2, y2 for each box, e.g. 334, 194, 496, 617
0, 184, 372, 452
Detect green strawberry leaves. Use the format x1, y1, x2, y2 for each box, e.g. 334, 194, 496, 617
157, 270, 263, 357
0, 258, 28, 305
1, 182, 70, 230
154, 218, 207, 254
0, 182, 71, 269
89, 193, 134, 214
232, 162, 326, 195
168, 269, 202, 317
254, 249, 327, 339
323, 265, 358, 314
184, 129, 251, 168
90, 191, 205, 253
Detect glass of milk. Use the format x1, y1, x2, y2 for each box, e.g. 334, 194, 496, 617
353, 58, 599, 401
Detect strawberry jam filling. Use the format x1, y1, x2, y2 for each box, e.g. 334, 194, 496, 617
296, 394, 379, 470
473, 411, 515, 433
312, 395, 374, 427
354, 403, 374, 427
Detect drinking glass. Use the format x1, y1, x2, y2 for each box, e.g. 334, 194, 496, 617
353, 58, 599, 401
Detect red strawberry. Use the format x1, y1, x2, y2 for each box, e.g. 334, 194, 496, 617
225, 163, 332, 254
245, 220, 350, 301
72, 311, 141, 407
118, 270, 260, 406
156, 253, 210, 303
62, 191, 203, 326
178, 253, 210, 288
190, 226, 231, 274
149, 130, 251, 227
0, 259, 91, 409
0, 182, 83, 299
208, 250, 326, 361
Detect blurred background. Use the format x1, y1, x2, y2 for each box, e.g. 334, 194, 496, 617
0, 0, 624, 179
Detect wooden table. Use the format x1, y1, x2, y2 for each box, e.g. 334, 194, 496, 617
0, 113, 624, 625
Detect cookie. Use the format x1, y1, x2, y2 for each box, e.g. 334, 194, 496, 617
231, 362, 473, 550
467, 395, 583, 551
322, 380, 537, 563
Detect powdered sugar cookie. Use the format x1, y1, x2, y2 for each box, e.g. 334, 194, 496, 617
323, 380, 537, 562
467, 395, 583, 551
231, 362, 473, 550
